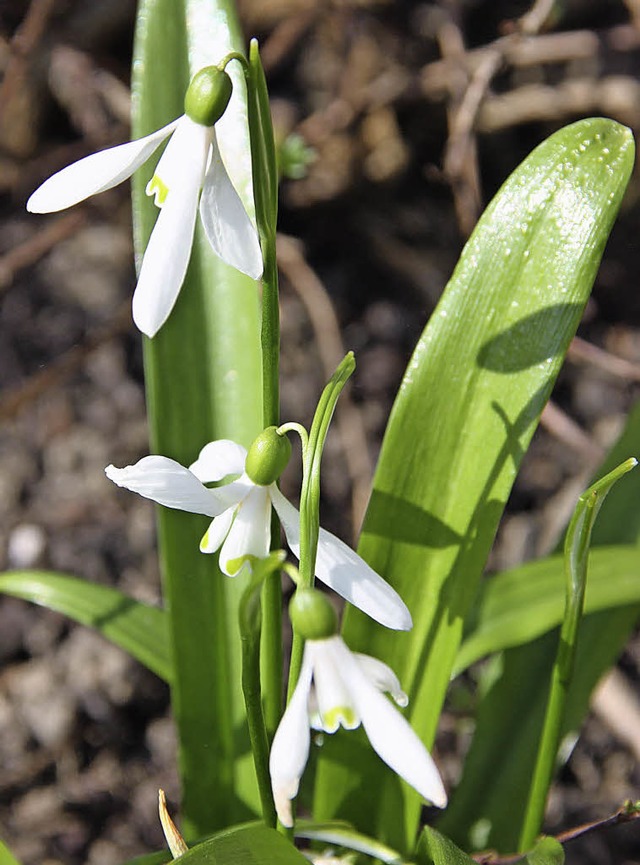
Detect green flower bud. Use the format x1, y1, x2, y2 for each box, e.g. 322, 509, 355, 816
245, 426, 292, 486
184, 67, 233, 127
289, 589, 338, 640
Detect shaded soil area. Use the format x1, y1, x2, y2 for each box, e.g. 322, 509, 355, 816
1, 1, 640, 863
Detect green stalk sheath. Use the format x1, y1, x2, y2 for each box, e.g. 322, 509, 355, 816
261, 245, 283, 735
519, 459, 637, 850
287, 355, 356, 701
242, 626, 278, 827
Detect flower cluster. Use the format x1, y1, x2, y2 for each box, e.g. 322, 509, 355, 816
29, 60, 447, 832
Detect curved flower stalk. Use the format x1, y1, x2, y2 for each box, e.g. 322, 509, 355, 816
27, 67, 263, 338
105, 437, 412, 631
269, 635, 448, 827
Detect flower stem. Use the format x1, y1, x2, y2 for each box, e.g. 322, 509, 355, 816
241, 623, 277, 827
260, 244, 283, 735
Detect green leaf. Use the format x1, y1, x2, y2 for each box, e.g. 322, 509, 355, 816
0, 571, 171, 682
441, 403, 640, 852
0, 838, 22, 865
247, 40, 277, 249
313, 119, 635, 851
175, 825, 309, 865
132, 0, 263, 837
519, 460, 636, 849
416, 826, 477, 865
296, 820, 409, 864
455, 544, 640, 674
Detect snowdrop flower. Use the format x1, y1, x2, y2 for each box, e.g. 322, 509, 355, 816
269, 590, 447, 827
105, 428, 412, 631
27, 65, 263, 337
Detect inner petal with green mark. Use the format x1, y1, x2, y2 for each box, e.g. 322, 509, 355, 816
146, 174, 169, 207
322, 704, 359, 732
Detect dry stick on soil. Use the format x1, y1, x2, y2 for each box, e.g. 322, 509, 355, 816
472, 802, 640, 864
0, 0, 57, 110
439, 0, 560, 235
569, 335, 640, 382
0, 300, 132, 423
276, 233, 373, 538
0, 211, 87, 290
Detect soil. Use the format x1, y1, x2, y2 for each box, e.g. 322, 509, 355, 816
1, 1, 640, 864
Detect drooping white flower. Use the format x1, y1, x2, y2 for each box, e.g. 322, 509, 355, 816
269, 635, 448, 827
105, 438, 412, 631
27, 68, 262, 338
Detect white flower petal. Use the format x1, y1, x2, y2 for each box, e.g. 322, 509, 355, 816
339, 641, 447, 809
270, 485, 412, 631
105, 456, 227, 517
27, 120, 179, 213
189, 439, 248, 482
353, 653, 408, 707
269, 649, 315, 828
313, 638, 359, 733
199, 131, 263, 280
132, 124, 209, 337
218, 486, 271, 576
150, 116, 206, 197
200, 508, 235, 554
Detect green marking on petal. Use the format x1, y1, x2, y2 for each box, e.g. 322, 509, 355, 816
146, 174, 169, 207
199, 528, 211, 552
323, 705, 359, 732
226, 555, 250, 576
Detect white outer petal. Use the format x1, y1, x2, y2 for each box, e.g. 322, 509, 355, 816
353, 653, 408, 707
337, 639, 448, 809
105, 456, 227, 517
199, 131, 263, 279
132, 122, 209, 337
200, 508, 235, 554
189, 439, 248, 482
218, 485, 271, 575
27, 120, 179, 213
269, 645, 315, 828
270, 485, 412, 631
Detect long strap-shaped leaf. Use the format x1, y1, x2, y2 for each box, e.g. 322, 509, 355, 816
0, 571, 171, 682
313, 119, 634, 851
440, 401, 640, 852
132, 0, 263, 837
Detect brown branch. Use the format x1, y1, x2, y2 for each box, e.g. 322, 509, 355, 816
0, 300, 132, 423
472, 801, 640, 863
0, 211, 87, 290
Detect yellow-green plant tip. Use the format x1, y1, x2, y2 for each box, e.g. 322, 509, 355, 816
289, 588, 338, 640
245, 426, 292, 486
184, 66, 233, 127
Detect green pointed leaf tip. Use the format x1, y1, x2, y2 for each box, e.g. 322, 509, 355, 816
314, 119, 634, 848
416, 826, 477, 865
525, 837, 565, 865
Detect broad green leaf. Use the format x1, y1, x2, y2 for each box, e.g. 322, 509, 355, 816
519, 460, 636, 849
416, 826, 477, 865
455, 544, 640, 674
175, 825, 309, 865
313, 119, 635, 851
0, 571, 171, 682
132, 0, 263, 837
440, 404, 640, 851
